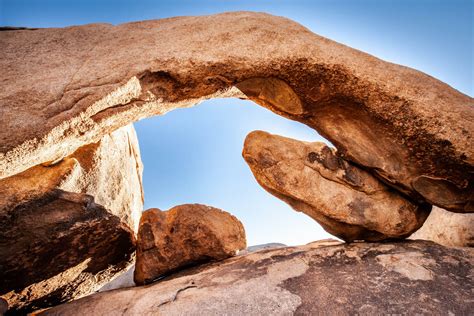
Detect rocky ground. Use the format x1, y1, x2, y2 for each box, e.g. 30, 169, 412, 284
41, 240, 473, 315
0, 11, 472, 315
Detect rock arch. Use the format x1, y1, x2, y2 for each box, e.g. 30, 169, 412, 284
1, 12, 472, 212
1, 11, 473, 313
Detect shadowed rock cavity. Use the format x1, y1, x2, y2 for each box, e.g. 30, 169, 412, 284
0, 12, 472, 212
0, 189, 135, 314
243, 131, 431, 242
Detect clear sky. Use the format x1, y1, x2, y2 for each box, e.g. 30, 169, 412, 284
1, 1, 472, 246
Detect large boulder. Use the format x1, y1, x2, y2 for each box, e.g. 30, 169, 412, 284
0, 12, 471, 212
134, 204, 246, 285
40, 240, 473, 315
0, 190, 135, 314
243, 130, 431, 242
411, 206, 474, 247
0, 125, 142, 313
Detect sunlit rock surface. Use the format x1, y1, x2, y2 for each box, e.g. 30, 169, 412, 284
134, 204, 246, 285
243, 131, 431, 242
57, 124, 144, 232
411, 206, 474, 247
0, 12, 472, 212
0, 124, 143, 233
41, 240, 473, 315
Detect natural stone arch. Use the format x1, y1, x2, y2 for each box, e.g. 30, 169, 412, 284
0, 12, 472, 212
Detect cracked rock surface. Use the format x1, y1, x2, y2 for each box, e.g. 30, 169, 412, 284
134, 204, 246, 285
243, 131, 431, 242
0, 12, 472, 212
40, 240, 473, 315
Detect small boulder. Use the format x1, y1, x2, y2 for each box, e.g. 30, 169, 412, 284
134, 204, 246, 285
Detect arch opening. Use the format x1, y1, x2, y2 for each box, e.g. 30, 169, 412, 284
134, 96, 334, 246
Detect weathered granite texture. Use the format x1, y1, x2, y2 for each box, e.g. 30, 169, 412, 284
411, 206, 474, 247
0, 126, 141, 313
40, 240, 474, 315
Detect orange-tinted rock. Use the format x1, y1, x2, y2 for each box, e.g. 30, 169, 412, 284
0, 12, 471, 212
134, 204, 246, 285
0, 124, 143, 233
243, 131, 431, 242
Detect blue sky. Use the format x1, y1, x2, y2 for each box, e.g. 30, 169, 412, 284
1, 1, 472, 245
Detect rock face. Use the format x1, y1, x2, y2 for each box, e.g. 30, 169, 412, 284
58, 124, 144, 232
243, 131, 431, 242
0, 12, 472, 212
411, 206, 474, 247
0, 125, 141, 313
134, 204, 246, 285
0, 124, 143, 233
0, 190, 135, 314
41, 240, 473, 315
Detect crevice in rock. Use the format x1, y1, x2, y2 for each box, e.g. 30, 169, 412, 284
156, 284, 198, 307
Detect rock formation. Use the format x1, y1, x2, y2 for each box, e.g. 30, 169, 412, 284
0, 124, 143, 233
40, 240, 473, 315
0, 12, 472, 213
134, 204, 246, 285
57, 124, 144, 232
0, 11, 472, 314
411, 206, 474, 247
0, 190, 135, 314
0, 125, 141, 313
243, 130, 431, 241
98, 266, 136, 293
99, 242, 288, 292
